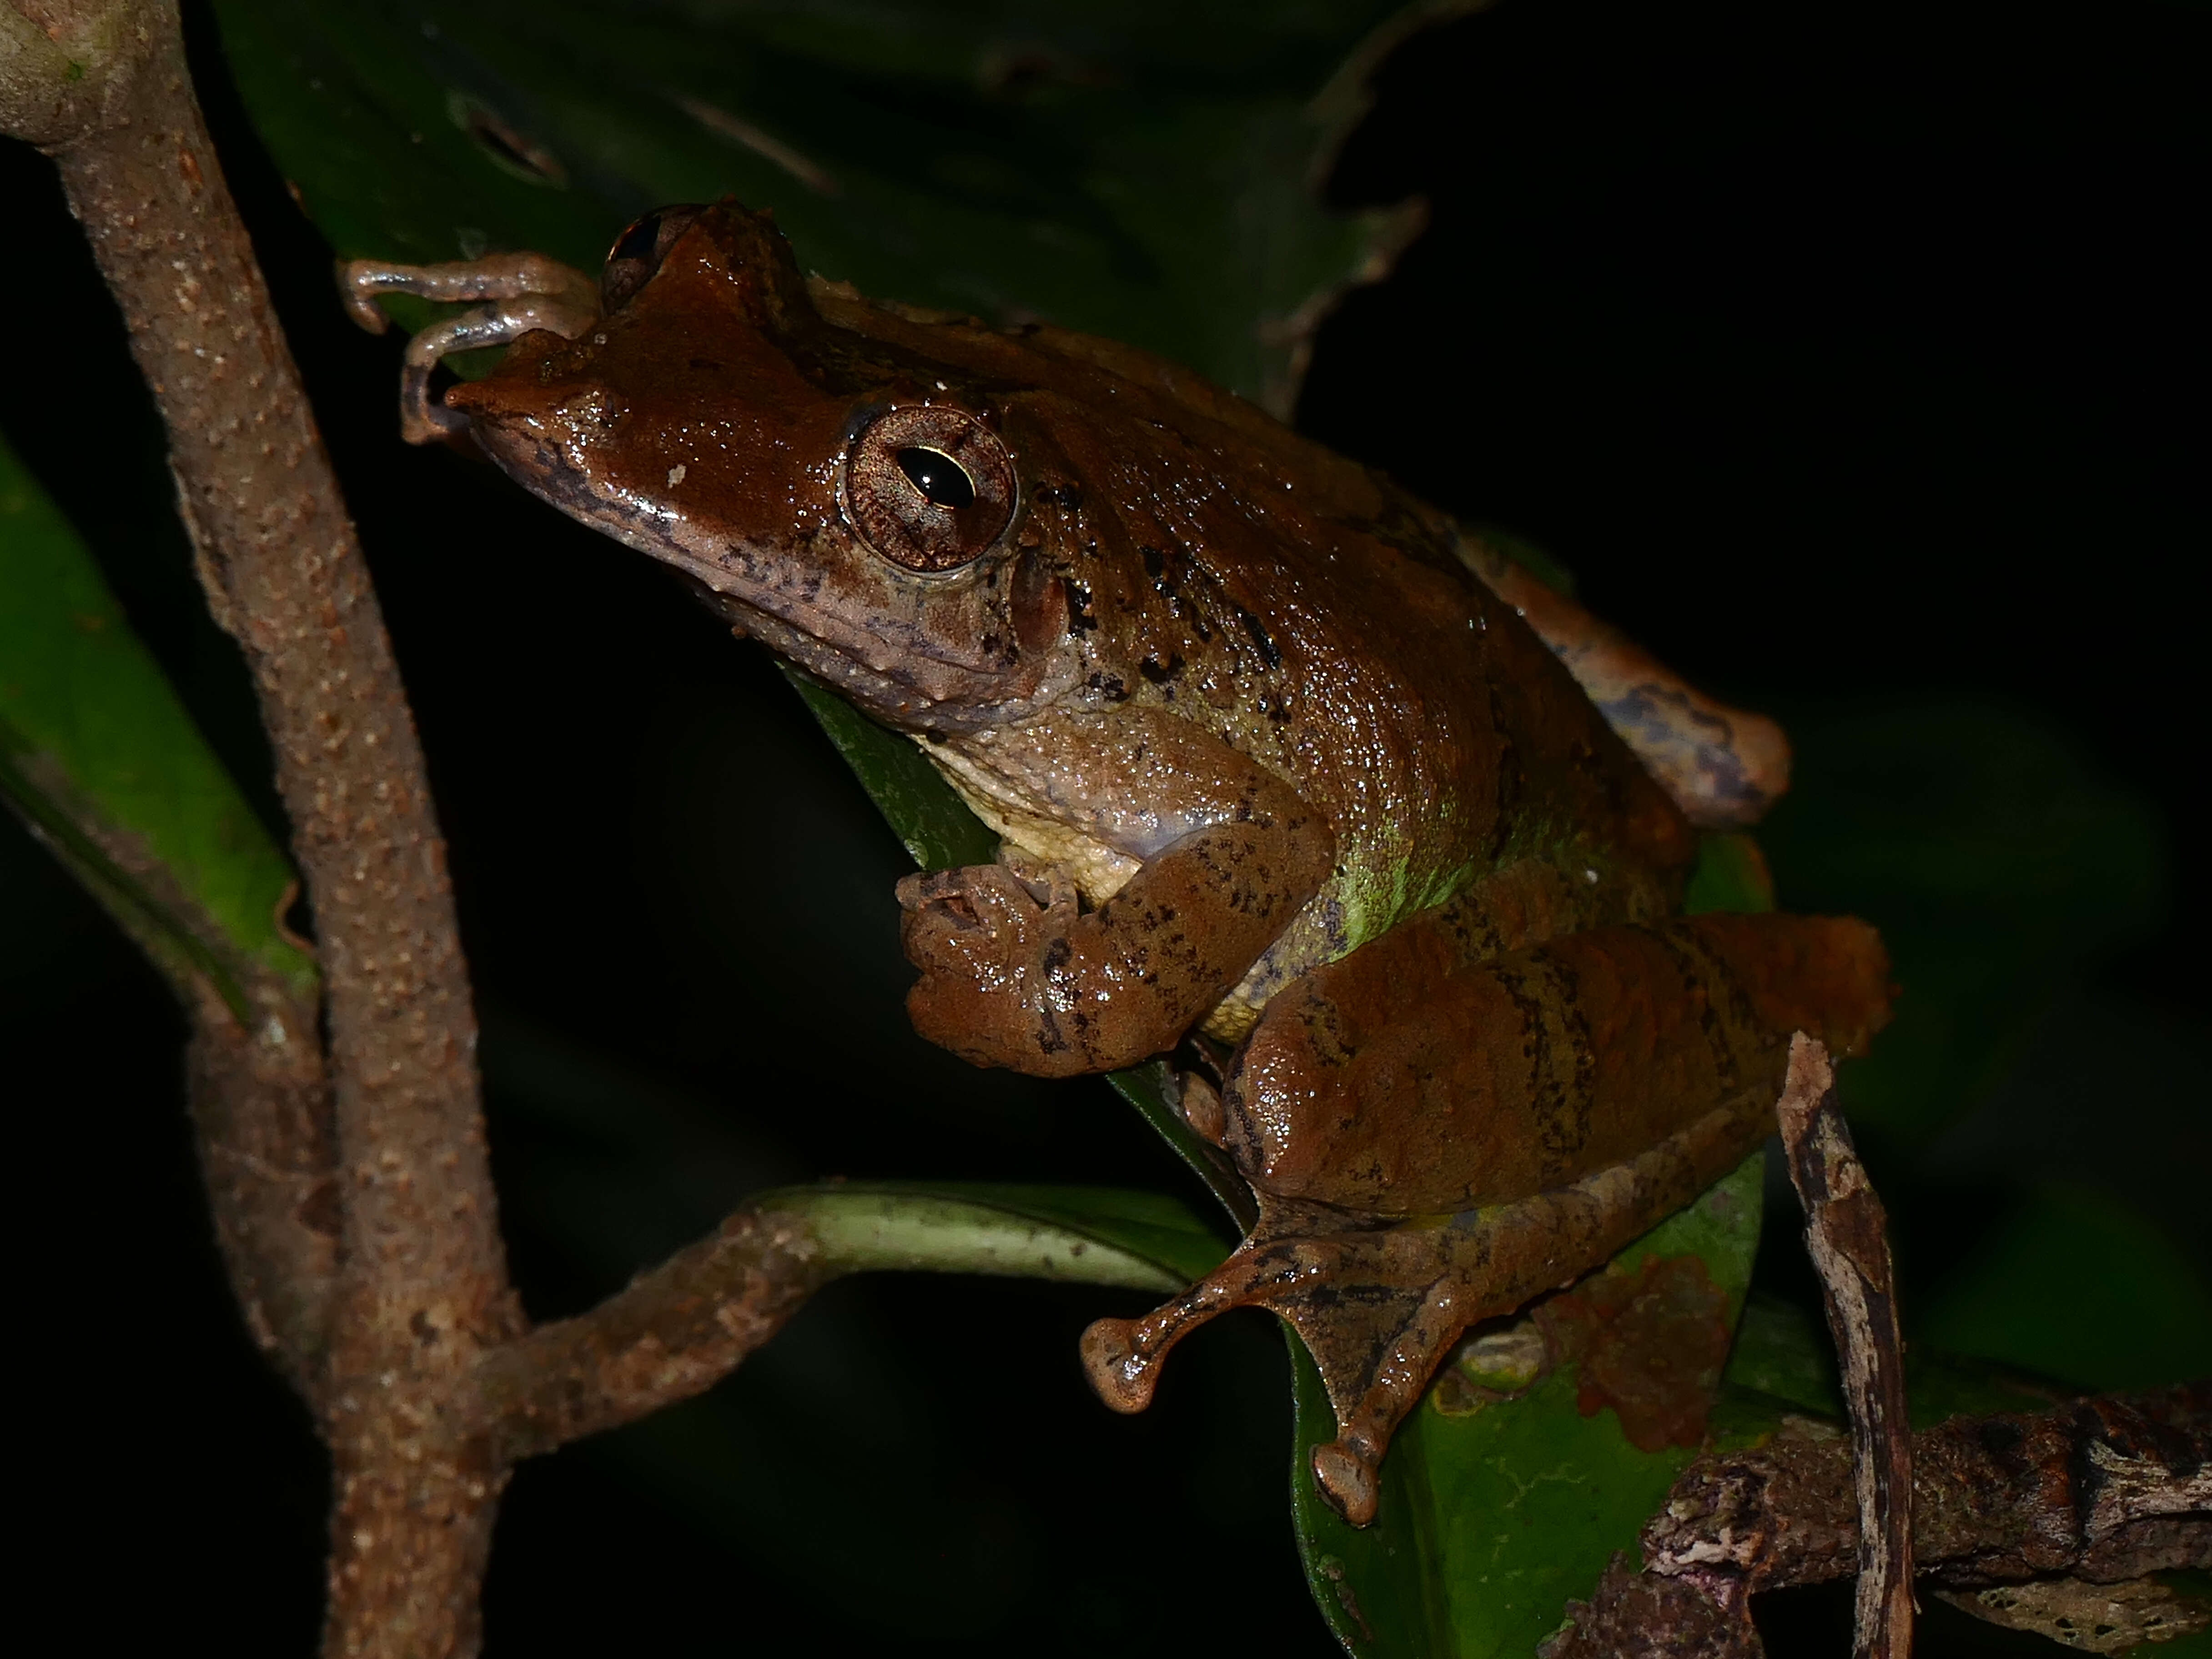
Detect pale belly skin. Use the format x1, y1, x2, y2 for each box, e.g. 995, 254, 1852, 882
341, 201, 1890, 1524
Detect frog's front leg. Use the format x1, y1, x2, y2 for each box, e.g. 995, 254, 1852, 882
897, 710, 1337, 1077
337, 253, 599, 443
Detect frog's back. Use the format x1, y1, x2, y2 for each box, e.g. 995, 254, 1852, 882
814, 284, 1696, 1005
1011, 329, 1693, 925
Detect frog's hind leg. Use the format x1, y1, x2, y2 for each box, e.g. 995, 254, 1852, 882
1454, 529, 1792, 827
1082, 1094, 1768, 1526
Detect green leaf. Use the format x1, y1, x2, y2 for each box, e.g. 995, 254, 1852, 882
1760, 704, 2167, 1147
1104, 1061, 1259, 1229
0, 434, 314, 1012
784, 670, 997, 872
211, 0, 1472, 412
1682, 830, 1776, 917
755, 1180, 1230, 1290
2142, 1574, 2212, 1659
1719, 1290, 2078, 1431
1294, 1151, 1768, 1659
1719, 1292, 1842, 1419
1913, 1182, 2212, 1393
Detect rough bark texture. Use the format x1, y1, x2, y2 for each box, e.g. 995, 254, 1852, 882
1777, 1036, 1914, 1659
24, 6, 519, 1651
1646, 1382, 2212, 1593
185, 974, 338, 1399
1931, 1576, 2210, 1653
1540, 1553, 1765, 1659
481, 1206, 830, 1463
1548, 1384, 2212, 1657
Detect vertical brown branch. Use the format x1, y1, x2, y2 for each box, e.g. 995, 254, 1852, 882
184, 973, 338, 1398
1778, 1033, 1914, 1659
8, 4, 519, 1653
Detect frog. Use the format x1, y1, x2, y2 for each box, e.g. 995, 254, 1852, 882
341, 201, 1892, 1526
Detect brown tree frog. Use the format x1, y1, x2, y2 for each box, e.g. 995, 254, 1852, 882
342, 203, 1891, 1524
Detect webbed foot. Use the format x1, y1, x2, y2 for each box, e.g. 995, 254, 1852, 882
1081, 1097, 1765, 1524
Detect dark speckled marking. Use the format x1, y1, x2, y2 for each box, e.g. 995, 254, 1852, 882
1633, 924, 1740, 1093
1233, 603, 1282, 669
1064, 579, 1098, 633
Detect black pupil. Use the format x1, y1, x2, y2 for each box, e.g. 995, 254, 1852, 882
895, 447, 976, 510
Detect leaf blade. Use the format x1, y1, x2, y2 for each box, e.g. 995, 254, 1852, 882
757, 1180, 1230, 1291
0, 433, 314, 1009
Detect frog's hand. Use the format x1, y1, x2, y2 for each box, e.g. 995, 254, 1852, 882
335, 253, 599, 444
1082, 1097, 1764, 1527
1454, 530, 1791, 828
1226, 910, 1892, 1217
898, 714, 1337, 1078
897, 795, 1335, 1077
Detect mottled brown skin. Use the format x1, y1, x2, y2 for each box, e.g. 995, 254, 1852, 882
1228, 912, 1891, 1214
352, 201, 1892, 1524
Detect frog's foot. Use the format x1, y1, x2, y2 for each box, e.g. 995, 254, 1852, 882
336, 252, 599, 444
897, 860, 1089, 1072
1081, 1100, 1761, 1525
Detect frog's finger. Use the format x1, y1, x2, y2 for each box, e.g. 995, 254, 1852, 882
336, 254, 602, 443
334, 252, 597, 334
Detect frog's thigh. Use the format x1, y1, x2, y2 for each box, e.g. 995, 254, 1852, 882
1222, 910, 1892, 1214
1082, 1098, 1764, 1527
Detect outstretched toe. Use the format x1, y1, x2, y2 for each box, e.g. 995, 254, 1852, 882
1311, 1439, 1382, 1527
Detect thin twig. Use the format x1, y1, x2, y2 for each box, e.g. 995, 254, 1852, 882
479, 1205, 829, 1463
1777, 1033, 1914, 1659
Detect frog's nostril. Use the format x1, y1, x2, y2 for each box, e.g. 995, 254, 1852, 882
555, 387, 626, 431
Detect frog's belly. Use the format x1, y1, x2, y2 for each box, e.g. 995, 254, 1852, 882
915, 736, 1324, 1044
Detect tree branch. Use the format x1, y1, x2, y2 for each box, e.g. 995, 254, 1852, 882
1647, 1382, 2212, 1593
184, 972, 337, 1398
480, 1205, 829, 1463
7, 5, 517, 1652
1547, 1383, 2212, 1657
1776, 1035, 1914, 1659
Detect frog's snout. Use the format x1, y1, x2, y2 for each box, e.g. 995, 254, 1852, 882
447, 367, 625, 438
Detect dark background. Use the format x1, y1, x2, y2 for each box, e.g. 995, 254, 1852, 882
5, 0, 2204, 1653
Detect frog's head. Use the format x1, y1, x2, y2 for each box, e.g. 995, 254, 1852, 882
447, 201, 1069, 729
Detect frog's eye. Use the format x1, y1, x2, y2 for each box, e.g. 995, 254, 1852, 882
602, 204, 707, 310
843, 407, 1017, 573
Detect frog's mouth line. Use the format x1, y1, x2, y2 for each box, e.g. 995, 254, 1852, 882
471, 421, 1034, 726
